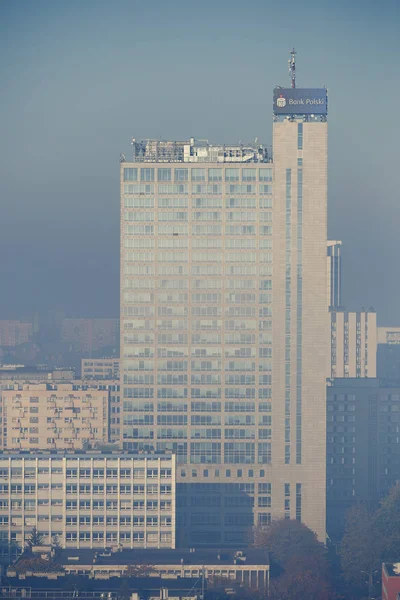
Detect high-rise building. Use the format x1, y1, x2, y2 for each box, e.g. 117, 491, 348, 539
120, 85, 329, 543
327, 241, 342, 310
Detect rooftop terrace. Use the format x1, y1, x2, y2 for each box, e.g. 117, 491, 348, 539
121, 137, 272, 164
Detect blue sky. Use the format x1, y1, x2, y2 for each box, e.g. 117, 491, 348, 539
0, 0, 399, 322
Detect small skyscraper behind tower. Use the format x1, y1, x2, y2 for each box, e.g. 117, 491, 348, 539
327, 240, 342, 310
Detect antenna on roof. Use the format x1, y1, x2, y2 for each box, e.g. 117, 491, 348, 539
288, 48, 296, 89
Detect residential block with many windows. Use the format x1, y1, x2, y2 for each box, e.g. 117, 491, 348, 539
0, 453, 176, 553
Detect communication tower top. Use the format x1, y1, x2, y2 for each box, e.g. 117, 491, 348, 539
288, 48, 296, 88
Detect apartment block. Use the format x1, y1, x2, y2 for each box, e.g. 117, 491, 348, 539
0, 453, 176, 551
330, 310, 377, 378
0, 384, 108, 451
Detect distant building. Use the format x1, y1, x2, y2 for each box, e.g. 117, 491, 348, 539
0, 453, 176, 551
327, 378, 400, 540
326, 378, 379, 540
327, 241, 342, 310
382, 563, 400, 600
377, 327, 400, 386
330, 310, 377, 378
0, 366, 75, 381
0, 321, 33, 347
0, 383, 108, 450
82, 358, 120, 380
61, 319, 119, 355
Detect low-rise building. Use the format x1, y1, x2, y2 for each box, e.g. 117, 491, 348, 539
7, 547, 269, 591
0, 453, 176, 552
1, 576, 203, 600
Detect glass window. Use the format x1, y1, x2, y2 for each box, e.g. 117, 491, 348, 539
158, 168, 171, 181
140, 168, 154, 182
225, 168, 239, 182
175, 168, 188, 182
191, 169, 206, 182
208, 168, 222, 181
123, 168, 138, 181
242, 168, 256, 182
259, 168, 272, 182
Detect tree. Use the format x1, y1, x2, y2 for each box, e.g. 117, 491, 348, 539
252, 520, 335, 599
339, 503, 382, 597
374, 482, 400, 562
26, 527, 44, 551
268, 557, 334, 600
253, 519, 327, 573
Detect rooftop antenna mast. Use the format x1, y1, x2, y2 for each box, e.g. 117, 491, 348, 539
288, 48, 296, 88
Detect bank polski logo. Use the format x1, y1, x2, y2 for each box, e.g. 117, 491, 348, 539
276, 95, 286, 108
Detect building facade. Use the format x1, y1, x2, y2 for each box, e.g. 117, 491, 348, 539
327, 241, 342, 310
82, 358, 120, 380
120, 88, 328, 543
330, 310, 377, 378
326, 378, 379, 540
0, 384, 109, 451
0, 453, 175, 552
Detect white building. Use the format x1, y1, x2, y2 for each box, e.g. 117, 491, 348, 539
0, 453, 176, 552
120, 87, 329, 543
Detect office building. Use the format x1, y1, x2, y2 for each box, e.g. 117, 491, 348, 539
327, 241, 342, 310
0, 453, 176, 552
326, 378, 379, 540
326, 378, 400, 540
120, 86, 329, 543
81, 358, 120, 380
0, 383, 109, 451
330, 310, 377, 378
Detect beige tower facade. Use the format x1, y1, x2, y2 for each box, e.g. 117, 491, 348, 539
272, 99, 329, 540
120, 88, 329, 544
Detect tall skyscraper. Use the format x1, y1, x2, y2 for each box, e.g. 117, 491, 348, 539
120, 85, 328, 544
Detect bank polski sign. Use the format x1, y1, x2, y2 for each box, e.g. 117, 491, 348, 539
273, 88, 327, 115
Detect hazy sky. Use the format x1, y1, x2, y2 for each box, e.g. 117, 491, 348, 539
0, 0, 399, 323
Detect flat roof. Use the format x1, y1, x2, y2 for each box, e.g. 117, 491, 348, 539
55, 548, 269, 567
4, 576, 203, 592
